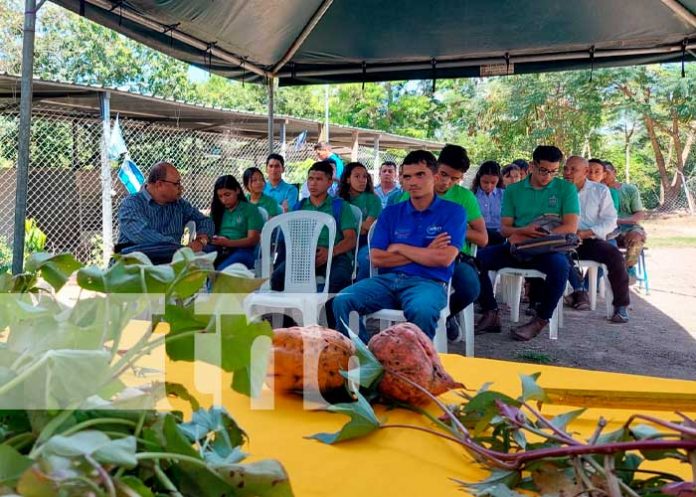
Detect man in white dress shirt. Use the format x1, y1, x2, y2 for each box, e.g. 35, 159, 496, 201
563, 156, 630, 323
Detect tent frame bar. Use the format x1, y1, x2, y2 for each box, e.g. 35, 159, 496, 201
271, 0, 334, 74
83, 0, 270, 78
659, 0, 696, 29
276, 42, 696, 79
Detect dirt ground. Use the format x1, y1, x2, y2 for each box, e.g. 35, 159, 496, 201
449, 215, 696, 381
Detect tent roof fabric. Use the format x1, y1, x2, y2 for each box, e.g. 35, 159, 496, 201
50, 0, 696, 85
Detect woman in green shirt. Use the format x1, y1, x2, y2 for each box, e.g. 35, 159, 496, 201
209, 175, 264, 270
242, 167, 283, 218
338, 162, 383, 280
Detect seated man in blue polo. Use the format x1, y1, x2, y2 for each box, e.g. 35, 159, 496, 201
263, 153, 298, 213
270, 160, 357, 294
475, 145, 580, 341
333, 150, 467, 343
116, 161, 214, 264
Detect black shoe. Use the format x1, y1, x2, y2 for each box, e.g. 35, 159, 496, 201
446, 315, 462, 341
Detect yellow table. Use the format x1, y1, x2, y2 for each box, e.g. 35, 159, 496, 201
153, 350, 696, 497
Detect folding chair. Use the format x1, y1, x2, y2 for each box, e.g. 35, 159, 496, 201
244, 211, 336, 326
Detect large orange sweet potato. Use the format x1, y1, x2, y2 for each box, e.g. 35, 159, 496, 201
368, 322, 463, 405
268, 325, 356, 394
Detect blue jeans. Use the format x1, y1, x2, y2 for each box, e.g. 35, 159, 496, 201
450, 259, 480, 315
356, 245, 371, 281
476, 244, 570, 320
332, 273, 447, 343
217, 247, 257, 270
120, 243, 181, 264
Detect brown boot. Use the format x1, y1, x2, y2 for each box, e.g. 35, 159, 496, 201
475, 310, 501, 335
510, 317, 549, 341
571, 290, 591, 311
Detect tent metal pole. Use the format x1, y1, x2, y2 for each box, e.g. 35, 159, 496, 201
280, 120, 287, 157
267, 77, 274, 154
99, 91, 113, 266
659, 0, 696, 29
271, 0, 334, 74
324, 85, 330, 143
12, 0, 38, 274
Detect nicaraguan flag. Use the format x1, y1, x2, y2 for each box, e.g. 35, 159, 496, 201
108, 114, 129, 161
294, 130, 308, 151
118, 156, 145, 194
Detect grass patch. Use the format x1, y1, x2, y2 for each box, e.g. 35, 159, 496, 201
647, 236, 696, 248
514, 350, 556, 364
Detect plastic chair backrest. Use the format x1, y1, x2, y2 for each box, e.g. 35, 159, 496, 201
257, 206, 269, 222
181, 220, 196, 245
259, 211, 336, 293
348, 204, 363, 280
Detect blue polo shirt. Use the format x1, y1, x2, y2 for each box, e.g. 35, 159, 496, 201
264, 179, 299, 208
371, 196, 467, 283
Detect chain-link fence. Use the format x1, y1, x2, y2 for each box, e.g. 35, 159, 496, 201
644, 174, 696, 214
0, 105, 405, 266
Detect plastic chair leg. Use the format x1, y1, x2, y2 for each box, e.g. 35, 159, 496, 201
549, 296, 561, 340
458, 304, 475, 357
434, 314, 448, 353
510, 276, 523, 322
587, 266, 598, 311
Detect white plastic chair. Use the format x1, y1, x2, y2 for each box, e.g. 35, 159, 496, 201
365, 222, 450, 353
252, 207, 269, 277
181, 220, 196, 245
244, 211, 336, 326
347, 204, 363, 281
577, 260, 613, 319
488, 268, 563, 339
453, 244, 477, 357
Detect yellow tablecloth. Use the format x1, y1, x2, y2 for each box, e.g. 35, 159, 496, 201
150, 347, 696, 497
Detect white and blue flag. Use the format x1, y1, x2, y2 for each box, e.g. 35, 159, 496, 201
118, 156, 145, 194
108, 114, 128, 161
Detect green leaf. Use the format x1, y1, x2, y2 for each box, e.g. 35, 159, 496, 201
340, 325, 383, 389
179, 407, 246, 462
615, 453, 642, 485
308, 390, 380, 444
25, 253, 82, 292
42, 431, 137, 468
0, 444, 33, 484
512, 429, 527, 449
211, 269, 266, 295
77, 262, 144, 293
519, 373, 548, 403
213, 459, 294, 497
165, 381, 201, 411
630, 424, 661, 440
457, 470, 523, 496
117, 476, 156, 497
549, 409, 585, 431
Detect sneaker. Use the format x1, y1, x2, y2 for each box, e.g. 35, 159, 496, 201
510, 317, 549, 341
446, 315, 462, 341
611, 306, 630, 323
571, 290, 591, 311
475, 310, 502, 335
627, 266, 638, 286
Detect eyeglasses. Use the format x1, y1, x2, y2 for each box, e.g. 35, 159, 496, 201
161, 179, 182, 187
535, 166, 559, 177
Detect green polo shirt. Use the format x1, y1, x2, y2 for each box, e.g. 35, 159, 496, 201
395, 184, 481, 255
218, 201, 264, 240
501, 176, 579, 227
616, 183, 643, 219
247, 193, 282, 218
349, 192, 382, 221
609, 187, 620, 212
300, 195, 357, 248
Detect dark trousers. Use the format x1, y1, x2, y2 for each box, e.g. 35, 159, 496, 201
119, 243, 181, 264
476, 243, 570, 320
271, 253, 353, 294
575, 238, 630, 307
486, 228, 507, 246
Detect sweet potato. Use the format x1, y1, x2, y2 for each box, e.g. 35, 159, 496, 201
368, 322, 463, 405
268, 325, 356, 394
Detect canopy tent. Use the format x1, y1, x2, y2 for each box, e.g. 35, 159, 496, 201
11, 0, 696, 273
49, 0, 696, 85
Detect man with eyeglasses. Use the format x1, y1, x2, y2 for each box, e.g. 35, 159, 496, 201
116, 161, 214, 264
475, 145, 580, 341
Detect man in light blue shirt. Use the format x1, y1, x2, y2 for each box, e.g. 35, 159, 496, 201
314, 142, 344, 182
116, 161, 214, 264
374, 160, 402, 207
263, 153, 298, 212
